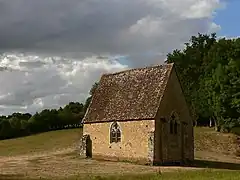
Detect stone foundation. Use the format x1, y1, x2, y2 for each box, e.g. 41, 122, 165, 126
148, 131, 155, 165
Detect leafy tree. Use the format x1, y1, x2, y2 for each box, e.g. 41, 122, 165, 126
166, 33, 217, 125
0, 100, 86, 139
90, 82, 99, 96
0, 119, 14, 139
84, 82, 99, 113
167, 33, 240, 132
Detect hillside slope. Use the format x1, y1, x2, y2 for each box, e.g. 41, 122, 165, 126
194, 127, 240, 163
0, 128, 82, 156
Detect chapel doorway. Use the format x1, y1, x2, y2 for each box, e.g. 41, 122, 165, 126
86, 135, 92, 158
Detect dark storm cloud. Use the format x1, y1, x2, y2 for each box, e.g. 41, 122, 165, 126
0, 0, 222, 61
0, 0, 153, 54
0, 66, 8, 71
19, 61, 46, 69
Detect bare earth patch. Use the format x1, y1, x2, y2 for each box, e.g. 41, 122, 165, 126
0, 148, 201, 179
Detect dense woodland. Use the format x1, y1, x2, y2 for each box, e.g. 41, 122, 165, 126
1, 33, 240, 140
0, 102, 83, 140
166, 33, 240, 133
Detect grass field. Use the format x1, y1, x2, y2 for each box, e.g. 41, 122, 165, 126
2, 170, 240, 180
0, 128, 82, 156
0, 127, 240, 179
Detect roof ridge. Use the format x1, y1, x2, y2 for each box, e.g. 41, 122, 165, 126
103, 63, 174, 77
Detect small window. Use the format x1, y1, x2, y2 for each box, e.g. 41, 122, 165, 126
174, 121, 178, 134
160, 117, 166, 122
110, 122, 121, 143
170, 121, 174, 134
170, 112, 179, 135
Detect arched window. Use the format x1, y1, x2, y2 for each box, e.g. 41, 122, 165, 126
170, 120, 174, 134
170, 112, 179, 135
174, 121, 178, 134
110, 122, 121, 143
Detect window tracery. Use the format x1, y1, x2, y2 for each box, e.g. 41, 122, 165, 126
110, 122, 121, 143
170, 112, 179, 135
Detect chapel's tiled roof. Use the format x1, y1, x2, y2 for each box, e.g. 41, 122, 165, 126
83, 63, 174, 123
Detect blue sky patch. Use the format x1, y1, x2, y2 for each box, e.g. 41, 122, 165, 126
215, 0, 240, 37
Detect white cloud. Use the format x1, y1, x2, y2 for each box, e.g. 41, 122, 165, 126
0, 53, 128, 115
123, 0, 223, 60
129, 16, 165, 37
208, 22, 222, 33
146, 0, 222, 19
217, 35, 240, 40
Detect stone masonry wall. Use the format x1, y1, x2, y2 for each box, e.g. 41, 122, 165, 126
156, 69, 194, 163
79, 134, 89, 157
148, 131, 155, 164
83, 120, 155, 163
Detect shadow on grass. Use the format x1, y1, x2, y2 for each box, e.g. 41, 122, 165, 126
0, 174, 25, 180
0, 174, 49, 180
191, 160, 240, 170
158, 159, 240, 170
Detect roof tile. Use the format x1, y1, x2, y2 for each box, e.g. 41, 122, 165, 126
83, 63, 174, 123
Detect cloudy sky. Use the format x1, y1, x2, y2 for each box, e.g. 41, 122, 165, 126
0, 0, 238, 115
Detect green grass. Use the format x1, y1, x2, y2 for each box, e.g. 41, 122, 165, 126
2, 170, 240, 180
58, 170, 240, 180
231, 127, 240, 136
0, 128, 82, 156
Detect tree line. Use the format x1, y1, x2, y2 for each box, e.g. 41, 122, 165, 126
166, 33, 240, 132
0, 102, 84, 140
0, 83, 98, 140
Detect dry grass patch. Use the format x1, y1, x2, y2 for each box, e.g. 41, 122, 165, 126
1, 127, 240, 179
0, 128, 82, 157
0, 149, 201, 179
194, 127, 239, 156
